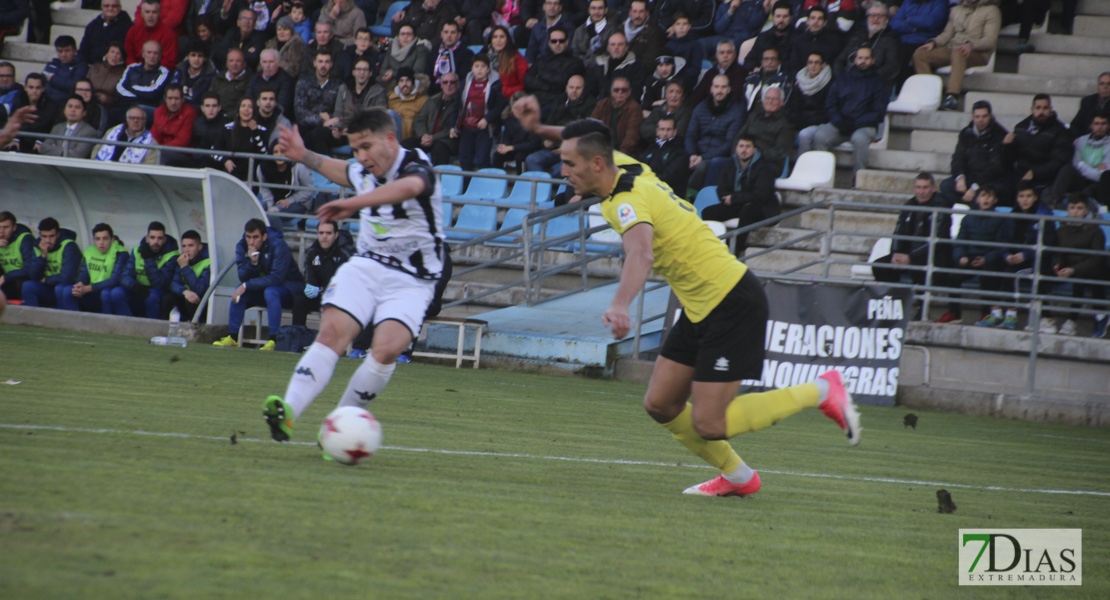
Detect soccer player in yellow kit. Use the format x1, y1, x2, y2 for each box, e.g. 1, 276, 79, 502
557, 121, 863, 496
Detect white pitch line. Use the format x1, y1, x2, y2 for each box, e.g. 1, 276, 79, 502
3, 423, 1109, 498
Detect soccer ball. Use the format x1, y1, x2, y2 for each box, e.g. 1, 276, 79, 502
319, 406, 382, 465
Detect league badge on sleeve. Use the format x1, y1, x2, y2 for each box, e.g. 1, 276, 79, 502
617, 203, 637, 228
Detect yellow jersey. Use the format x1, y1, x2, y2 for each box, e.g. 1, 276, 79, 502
600, 164, 747, 322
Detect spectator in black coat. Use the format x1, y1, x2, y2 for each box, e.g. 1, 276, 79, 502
523, 73, 594, 174
13, 74, 59, 153
786, 6, 843, 76
78, 0, 133, 65
789, 51, 832, 140
494, 100, 544, 173
392, 0, 457, 42
458, 0, 497, 45
293, 219, 355, 326
246, 48, 297, 117
214, 8, 268, 70
939, 100, 1011, 206
1002, 94, 1072, 203
523, 28, 584, 108
871, 172, 953, 286
173, 40, 217, 109
638, 115, 690, 195
1068, 72, 1110, 141
743, 1, 795, 72
702, 134, 779, 255
585, 31, 644, 100
834, 3, 901, 84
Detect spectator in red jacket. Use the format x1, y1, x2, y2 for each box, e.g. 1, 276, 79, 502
131, 0, 188, 38
152, 83, 198, 163
125, 0, 179, 70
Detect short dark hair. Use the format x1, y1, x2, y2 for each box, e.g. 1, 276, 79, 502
164, 83, 184, 97
0, 211, 16, 226
356, 27, 371, 37
914, 172, 934, 184
201, 91, 221, 104
255, 85, 277, 100
147, 221, 166, 234
772, 1, 793, 14
181, 229, 202, 243
971, 100, 992, 113
73, 77, 93, 92
39, 217, 60, 232
664, 80, 686, 95
1092, 109, 1110, 123
977, 185, 997, 198
184, 40, 208, 58
92, 223, 114, 237
54, 35, 77, 49
25, 73, 46, 86
807, 6, 827, 19
1015, 180, 1037, 194
441, 20, 459, 32
1032, 93, 1052, 104
318, 220, 339, 233
347, 107, 396, 137
562, 119, 615, 167
472, 53, 490, 67
66, 94, 87, 110
656, 116, 676, 127
244, 218, 267, 234
314, 48, 333, 60
108, 40, 126, 61
736, 134, 759, 149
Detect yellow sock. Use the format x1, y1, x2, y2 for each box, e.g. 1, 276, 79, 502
661, 403, 741, 474
725, 383, 820, 437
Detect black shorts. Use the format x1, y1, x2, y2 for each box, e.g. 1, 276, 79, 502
659, 271, 768, 382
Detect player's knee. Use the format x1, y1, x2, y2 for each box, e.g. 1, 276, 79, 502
643, 396, 681, 423
690, 414, 727, 440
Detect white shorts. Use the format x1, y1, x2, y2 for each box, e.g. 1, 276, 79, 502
322, 257, 436, 337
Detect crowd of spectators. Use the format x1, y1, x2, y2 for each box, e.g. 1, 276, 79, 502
0, 0, 1106, 334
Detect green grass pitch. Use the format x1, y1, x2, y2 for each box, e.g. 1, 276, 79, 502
1, 324, 1108, 599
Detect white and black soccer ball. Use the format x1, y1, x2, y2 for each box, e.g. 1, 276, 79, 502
319, 406, 382, 465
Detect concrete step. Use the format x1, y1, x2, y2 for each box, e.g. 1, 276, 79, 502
50, 24, 86, 46
797, 207, 898, 235
744, 248, 860, 278
963, 90, 1081, 123
1010, 32, 1110, 56
855, 169, 948, 195
51, 8, 100, 27
909, 129, 958, 154
0, 59, 49, 80
1078, 0, 1110, 17
1018, 52, 1110, 79
836, 149, 952, 174
1, 41, 54, 64
747, 226, 875, 254
962, 72, 1097, 98
1073, 15, 1110, 36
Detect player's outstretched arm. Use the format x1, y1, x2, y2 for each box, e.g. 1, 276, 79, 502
317, 175, 428, 222
602, 222, 655, 339
511, 94, 566, 143
276, 124, 350, 187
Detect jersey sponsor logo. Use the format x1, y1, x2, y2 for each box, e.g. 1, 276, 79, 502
617, 203, 637, 227
714, 357, 729, 372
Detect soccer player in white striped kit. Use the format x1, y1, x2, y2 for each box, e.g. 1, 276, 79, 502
263, 108, 447, 442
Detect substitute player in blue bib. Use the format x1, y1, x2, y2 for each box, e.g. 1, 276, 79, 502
262, 108, 446, 442
558, 121, 863, 497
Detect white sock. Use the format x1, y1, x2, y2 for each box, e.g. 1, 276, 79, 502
815, 377, 830, 403
1005, 309, 1017, 318
723, 461, 756, 484
991, 307, 1003, 318
337, 354, 396, 409
283, 342, 340, 420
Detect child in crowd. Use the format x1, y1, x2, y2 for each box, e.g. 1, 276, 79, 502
940, 186, 1008, 324
977, 181, 1057, 329
1045, 194, 1109, 336
291, 3, 313, 45
453, 55, 505, 172
662, 13, 704, 89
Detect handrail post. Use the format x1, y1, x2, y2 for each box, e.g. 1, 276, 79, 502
822, 202, 834, 277
922, 206, 941, 320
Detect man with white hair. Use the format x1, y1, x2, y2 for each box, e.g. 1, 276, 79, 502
247, 48, 296, 116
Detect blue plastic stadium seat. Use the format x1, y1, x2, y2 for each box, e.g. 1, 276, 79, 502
437, 165, 464, 227
505, 172, 555, 207
693, 186, 719, 218
467, 45, 482, 55
370, 1, 407, 37
539, 214, 584, 251
456, 168, 509, 202
446, 203, 498, 242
